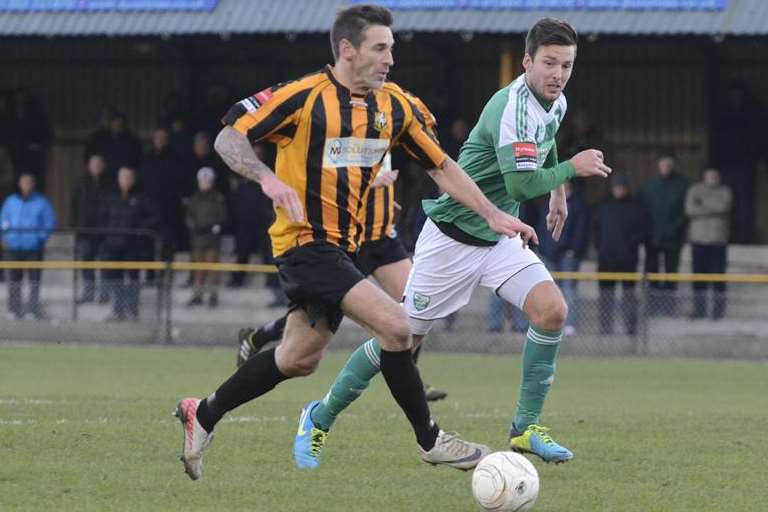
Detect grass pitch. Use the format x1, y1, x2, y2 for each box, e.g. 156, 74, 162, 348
1, 344, 766, 511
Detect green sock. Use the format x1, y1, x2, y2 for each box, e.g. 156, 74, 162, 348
512, 326, 562, 432
310, 338, 381, 431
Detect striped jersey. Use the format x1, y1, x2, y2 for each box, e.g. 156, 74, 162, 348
359, 153, 397, 243
223, 66, 445, 256
360, 92, 438, 243
424, 74, 567, 242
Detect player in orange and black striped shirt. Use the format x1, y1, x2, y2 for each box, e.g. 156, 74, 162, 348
235, 105, 447, 401
221, 69, 445, 258
178, 4, 535, 479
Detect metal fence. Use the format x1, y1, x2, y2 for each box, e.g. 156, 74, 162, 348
1, 240, 767, 359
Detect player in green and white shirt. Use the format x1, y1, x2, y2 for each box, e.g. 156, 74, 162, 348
292, 18, 611, 468
424, 72, 571, 242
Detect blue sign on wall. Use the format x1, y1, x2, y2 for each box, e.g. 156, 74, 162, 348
0, 0, 219, 11
354, 1, 728, 10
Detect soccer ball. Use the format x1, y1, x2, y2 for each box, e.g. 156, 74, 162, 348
471, 451, 539, 511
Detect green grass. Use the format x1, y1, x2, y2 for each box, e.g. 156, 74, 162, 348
1, 344, 767, 511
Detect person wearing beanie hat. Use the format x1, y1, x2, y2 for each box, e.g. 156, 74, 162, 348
185, 166, 227, 308
596, 174, 649, 335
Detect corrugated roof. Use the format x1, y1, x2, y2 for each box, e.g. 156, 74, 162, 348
0, 0, 765, 36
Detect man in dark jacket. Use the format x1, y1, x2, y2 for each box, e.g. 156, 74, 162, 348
185, 167, 227, 308
596, 175, 648, 335
537, 181, 589, 333
100, 166, 158, 321
71, 154, 112, 303
141, 127, 184, 264
638, 153, 689, 314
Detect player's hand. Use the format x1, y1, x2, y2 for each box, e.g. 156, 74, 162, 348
371, 169, 399, 188
260, 173, 305, 222
487, 209, 539, 249
569, 149, 612, 178
547, 192, 568, 241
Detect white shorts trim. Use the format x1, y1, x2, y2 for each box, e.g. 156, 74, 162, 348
403, 219, 553, 335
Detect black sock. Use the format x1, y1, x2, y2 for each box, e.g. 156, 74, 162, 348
251, 315, 288, 350
379, 348, 439, 451
411, 345, 422, 365
196, 348, 287, 432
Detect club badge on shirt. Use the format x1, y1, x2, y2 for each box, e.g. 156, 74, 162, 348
513, 142, 538, 171
374, 111, 388, 132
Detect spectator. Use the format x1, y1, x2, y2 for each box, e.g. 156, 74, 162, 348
595, 175, 648, 335
1, 173, 56, 319
685, 168, 732, 320
84, 105, 116, 164
10, 90, 52, 191
185, 131, 230, 200
71, 154, 112, 304
100, 167, 158, 321
227, 143, 283, 306
638, 153, 689, 314
103, 112, 142, 181
536, 181, 590, 334
141, 127, 185, 266
185, 167, 227, 308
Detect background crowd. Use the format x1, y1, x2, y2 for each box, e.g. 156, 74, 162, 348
0, 87, 745, 326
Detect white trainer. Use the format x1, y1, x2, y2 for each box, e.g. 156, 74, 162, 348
419, 430, 491, 471
175, 398, 214, 480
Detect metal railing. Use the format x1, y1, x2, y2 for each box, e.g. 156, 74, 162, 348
1, 245, 766, 358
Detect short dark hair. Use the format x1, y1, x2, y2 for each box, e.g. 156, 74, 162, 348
657, 151, 676, 161
525, 18, 578, 58
330, 4, 393, 61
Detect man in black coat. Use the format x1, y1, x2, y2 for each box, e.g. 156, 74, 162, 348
141, 127, 185, 265
595, 175, 649, 335
71, 154, 112, 303
99, 166, 159, 321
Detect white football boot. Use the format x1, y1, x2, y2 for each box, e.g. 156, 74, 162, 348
419, 430, 491, 471
175, 398, 214, 480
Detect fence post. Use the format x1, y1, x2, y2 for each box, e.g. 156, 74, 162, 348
637, 272, 649, 356
72, 234, 79, 322
163, 260, 174, 344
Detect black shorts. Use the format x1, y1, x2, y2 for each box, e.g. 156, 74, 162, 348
274, 242, 366, 333
355, 235, 410, 276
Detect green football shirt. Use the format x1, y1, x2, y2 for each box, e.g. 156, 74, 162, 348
424, 74, 568, 242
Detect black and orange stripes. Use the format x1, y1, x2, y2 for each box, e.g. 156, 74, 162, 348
224, 66, 445, 257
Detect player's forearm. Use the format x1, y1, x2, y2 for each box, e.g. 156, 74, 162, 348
550, 183, 566, 200
427, 157, 498, 220
504, 162, 575, 202
214, 126, 273, 184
